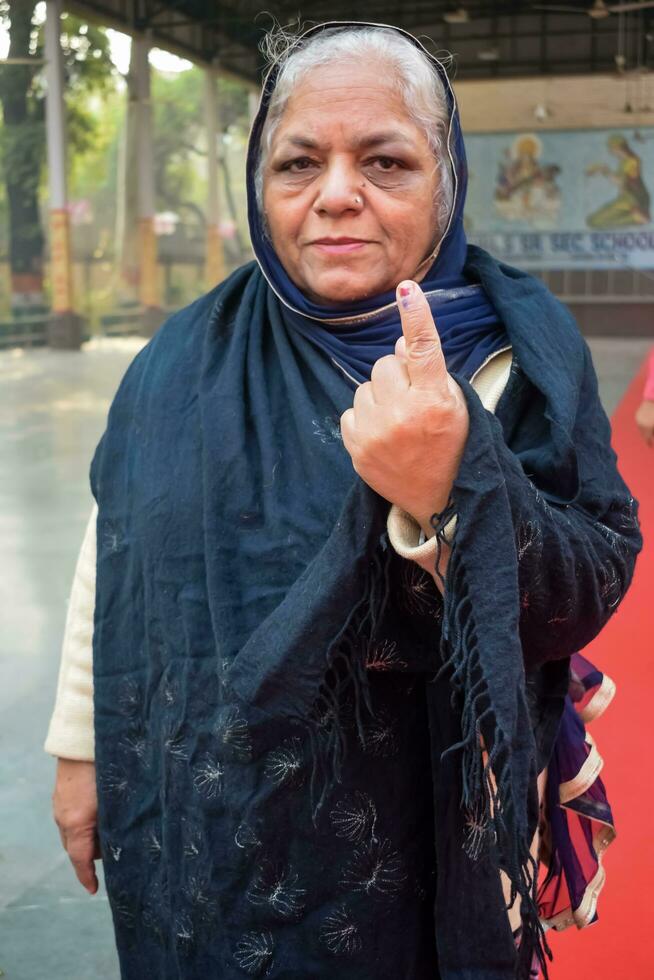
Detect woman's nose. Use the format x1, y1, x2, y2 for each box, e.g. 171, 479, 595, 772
313, 162, 363, 217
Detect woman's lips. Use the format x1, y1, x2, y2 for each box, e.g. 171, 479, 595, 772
311, 240, 369, 255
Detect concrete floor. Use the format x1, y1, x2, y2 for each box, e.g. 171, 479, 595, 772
0, 334, 651, 980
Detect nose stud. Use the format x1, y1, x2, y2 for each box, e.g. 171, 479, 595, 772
353, 195, 362, 206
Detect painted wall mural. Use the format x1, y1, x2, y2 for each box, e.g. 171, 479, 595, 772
464, 128, 654, 268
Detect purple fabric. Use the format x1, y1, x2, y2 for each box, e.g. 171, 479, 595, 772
537, 653, 615, 939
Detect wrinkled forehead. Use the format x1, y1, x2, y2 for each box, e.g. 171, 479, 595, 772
256, 28, 458, 153
269, 67, 428, 154
281, 58, 398, 103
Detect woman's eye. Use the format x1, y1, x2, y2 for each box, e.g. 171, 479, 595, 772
369, 157, 402, 172
284, 157, 316, 173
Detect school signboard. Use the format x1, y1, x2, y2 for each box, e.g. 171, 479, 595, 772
464, 128, 654, 268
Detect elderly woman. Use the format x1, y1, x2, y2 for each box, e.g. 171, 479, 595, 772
46, 22, 641, 980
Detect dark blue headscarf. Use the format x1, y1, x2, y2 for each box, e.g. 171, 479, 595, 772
246, 22, 508, 385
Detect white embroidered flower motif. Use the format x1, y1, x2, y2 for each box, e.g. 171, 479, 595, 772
340, 838, 407, 899
118, 678, 140, 717
120, 728, 149, 766
365, 639, 407, 672
174, 912, 195, 954
108, 843, 122, 862
312, 416, 342, 444
141, 898, 165, 944
234, 931, 274, 976
516, 520, 542, 562
526, 479, 549, 512
164, 722, 189, 761
100, 763, 132, 799
113, 891, 137, 928
314, 699, 337, 731
598, 561, 622, 610
181, 818, 203, 859
183, 874, 217, 922
616, 496, 638, 531
319, 905, 363, 956
330, 792, 378, 844
264, 737, 305, 788
141, 875, 169, 937
362, 711, 398, 758
144, 828, 162, 860
161, 679, 177, 708
520, 564, 544, 616
235, 821, 262, 852
247, 861, 306, 920
101, 520, 126, 555
594, 519, 627, 556
214, 706, 252, 762
314, 692, 354, 733
547, 595, 573, 625
193, 754, 224, 800
463, 807, 496, 861
401, 562, 441, 618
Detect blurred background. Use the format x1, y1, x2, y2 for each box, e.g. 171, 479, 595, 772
0, 2, 652, 978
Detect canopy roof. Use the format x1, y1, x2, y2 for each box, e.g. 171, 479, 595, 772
68, 1, 652, 81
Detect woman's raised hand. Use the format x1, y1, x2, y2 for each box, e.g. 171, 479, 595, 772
52, 758, 101, 894
340, 279, 469, 534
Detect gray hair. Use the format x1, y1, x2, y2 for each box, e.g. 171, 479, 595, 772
254, 25, 455, 235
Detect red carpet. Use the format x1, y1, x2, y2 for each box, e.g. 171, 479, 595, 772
552, 357, 652, 978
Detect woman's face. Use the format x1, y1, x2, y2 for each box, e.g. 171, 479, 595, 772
262, 61, 442, 305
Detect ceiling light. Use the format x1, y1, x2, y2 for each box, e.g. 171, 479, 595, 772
443, 7, 470, 23
589, 0, 611, 20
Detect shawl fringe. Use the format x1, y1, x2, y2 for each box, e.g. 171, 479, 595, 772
302, 534, 392, 822
432, 504, 553, 980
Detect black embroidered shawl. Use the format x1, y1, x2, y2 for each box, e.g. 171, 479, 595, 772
90, 249, 641, 979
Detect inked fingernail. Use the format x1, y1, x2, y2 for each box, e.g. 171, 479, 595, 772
398, 281, 414, 308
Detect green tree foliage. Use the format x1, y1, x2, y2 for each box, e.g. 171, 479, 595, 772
152, 66, 250, 228
0, 1, 116, 302
142, 62, 252, 283
152, 65, 205, 211
57, 12, 115, 156
0, 0, 45, 298
0, 4, 253, 315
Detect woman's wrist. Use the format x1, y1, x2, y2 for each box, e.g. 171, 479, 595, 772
413, 499, 451, 539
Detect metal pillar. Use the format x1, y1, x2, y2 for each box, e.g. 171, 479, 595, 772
134, 36, 163, 335
114, 47, 140, 299
44, 0, 83, 348
204, 68, 226, 289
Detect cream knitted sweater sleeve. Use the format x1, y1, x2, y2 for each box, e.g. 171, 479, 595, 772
44, 348, 513, 763
44, 504, 97, 761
